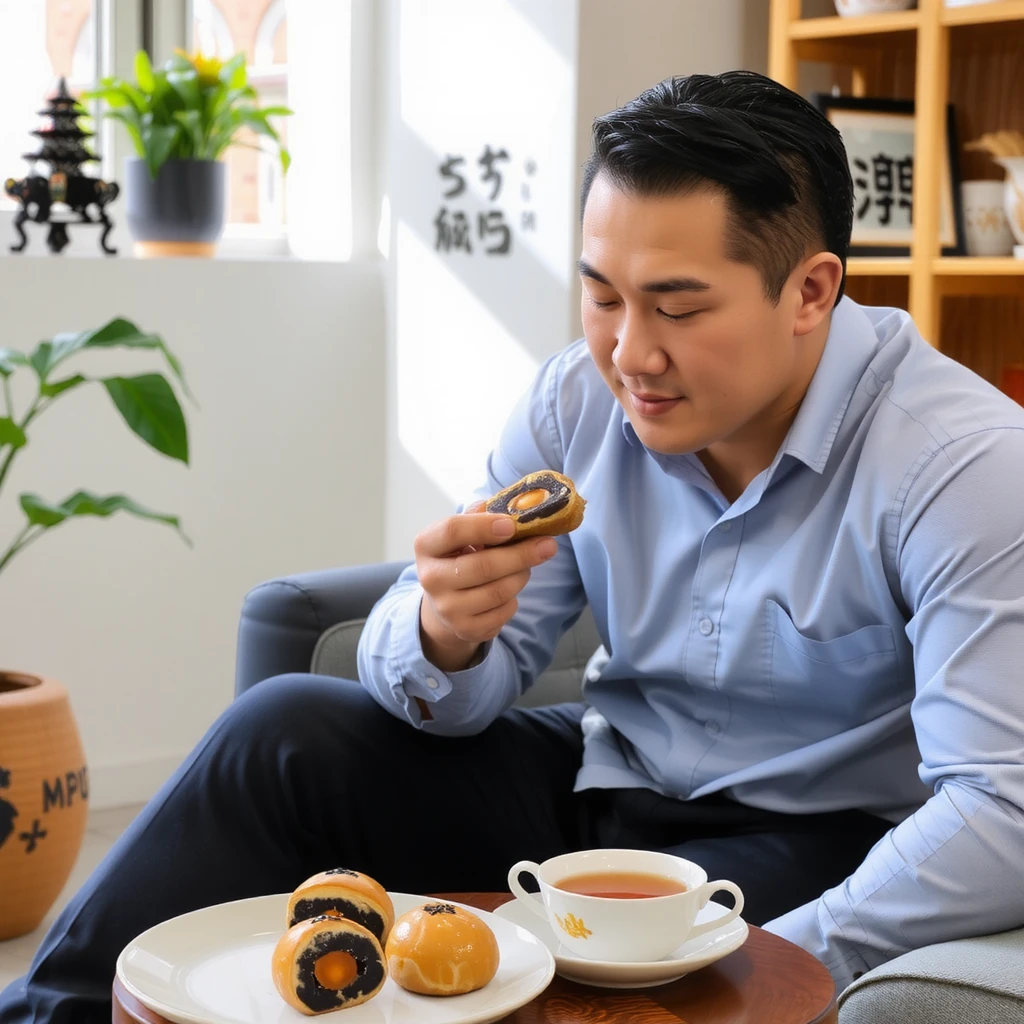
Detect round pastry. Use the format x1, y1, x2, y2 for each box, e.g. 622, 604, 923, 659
287, 868, 395, 945
272, 914, 387, 1015
484, 470, 585, 539
384, 901, 500, 996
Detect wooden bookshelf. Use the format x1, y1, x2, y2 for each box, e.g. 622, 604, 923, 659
769, 0, 1024, 385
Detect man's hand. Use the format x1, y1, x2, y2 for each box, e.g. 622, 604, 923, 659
415, 508, 558, 673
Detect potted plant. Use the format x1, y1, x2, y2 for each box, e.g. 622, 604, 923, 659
85, 51, 292, 257
0, 318, 191, 939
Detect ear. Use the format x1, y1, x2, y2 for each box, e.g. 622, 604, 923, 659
792, 252, 844, 337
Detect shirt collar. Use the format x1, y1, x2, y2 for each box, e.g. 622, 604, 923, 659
617, 296, 884, 476
775, 295, 884, 476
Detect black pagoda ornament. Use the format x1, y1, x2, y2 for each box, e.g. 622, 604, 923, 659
4, 78, 119, 255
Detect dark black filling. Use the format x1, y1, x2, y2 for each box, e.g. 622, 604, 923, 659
324, 868, 358, 877
290, 897, 386, 941
486, 472, 570, 524
294, 927, 385, 1013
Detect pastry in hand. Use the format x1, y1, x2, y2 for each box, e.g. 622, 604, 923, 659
385, 901, 500, 996
287, 868, 395, 945
484, 470, 585, 538
272, 914, 386, 1015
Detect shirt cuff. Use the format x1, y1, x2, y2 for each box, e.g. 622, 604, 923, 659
387, 589, 494, 706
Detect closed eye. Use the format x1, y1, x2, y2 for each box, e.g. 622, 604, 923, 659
587, 295, 619, 310
658, 309, 701, 322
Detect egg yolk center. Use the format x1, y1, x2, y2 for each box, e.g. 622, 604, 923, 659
509, 488, 548, 512
314, 951, 359, 990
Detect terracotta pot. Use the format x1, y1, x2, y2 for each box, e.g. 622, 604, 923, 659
0, 672, 88, 940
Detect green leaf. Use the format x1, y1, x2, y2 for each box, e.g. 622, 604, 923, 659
102, 374, 189, 463
19, 490, 190, 544
219, 53, 248, 90
40, 373, 87, 399
27, 318, 174, 383
141, 119, 180, 178
0, 418, 26, 449
167, 67, 201, 110
104, 109, 145, 157
79, 318, 193, 402
135, 50, 156, 93
259, 106, 293, 118
0, 348, 28, 377
172, 109, 204, 156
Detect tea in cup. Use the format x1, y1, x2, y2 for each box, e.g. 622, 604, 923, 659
508, 848, 744, 962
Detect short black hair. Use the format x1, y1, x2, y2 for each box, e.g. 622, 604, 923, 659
581, 70, 853, 305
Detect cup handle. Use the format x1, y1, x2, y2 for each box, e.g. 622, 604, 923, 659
507, 860, 549, 920
687, 880, 745, 942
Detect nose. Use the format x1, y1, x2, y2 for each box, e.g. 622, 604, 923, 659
612, 311, 669, 379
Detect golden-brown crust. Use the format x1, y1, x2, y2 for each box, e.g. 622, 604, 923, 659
485, 470, 585, 538
384, 902, 500, 996
286, 869, 395, 944
272, 916, 386, 1015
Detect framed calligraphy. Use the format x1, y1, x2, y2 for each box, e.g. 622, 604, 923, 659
813, 95, 964, 257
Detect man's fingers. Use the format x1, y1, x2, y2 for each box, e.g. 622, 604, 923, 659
414, 512, 516, 558
443, 537, 557, 591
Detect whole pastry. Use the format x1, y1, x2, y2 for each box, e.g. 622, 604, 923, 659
385, 901, 500, 996
484, 470, 585, 538
287, 868, 395, 945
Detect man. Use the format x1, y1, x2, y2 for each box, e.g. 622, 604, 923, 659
4, 70, 1024, 1023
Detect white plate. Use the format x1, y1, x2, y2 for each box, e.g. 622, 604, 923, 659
492, 894, 748, 989
116, 892, 555, 1024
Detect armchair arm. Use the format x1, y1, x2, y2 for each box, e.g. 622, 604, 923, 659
234, 561, 411, 696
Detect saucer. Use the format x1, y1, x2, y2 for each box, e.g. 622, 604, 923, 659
116, 892, 554, 1024
492, 893, 748, 989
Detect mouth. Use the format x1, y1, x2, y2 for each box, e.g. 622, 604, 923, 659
626, 389, 683, 417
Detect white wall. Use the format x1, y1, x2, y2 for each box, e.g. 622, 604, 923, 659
382, 0, 580, 556
0, 256, 386, 807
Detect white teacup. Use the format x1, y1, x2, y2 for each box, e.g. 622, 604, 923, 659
507, 849, 744, 963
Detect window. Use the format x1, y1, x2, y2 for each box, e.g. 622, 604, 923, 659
0, 1, 99, 211
193, 0, 289, 232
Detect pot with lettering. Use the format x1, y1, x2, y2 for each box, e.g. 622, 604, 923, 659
0, 672, 88, 940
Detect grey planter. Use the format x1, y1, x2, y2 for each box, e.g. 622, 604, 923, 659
124, 158, 227, 256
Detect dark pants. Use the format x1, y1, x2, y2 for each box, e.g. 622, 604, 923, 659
0, 676, 891, 1024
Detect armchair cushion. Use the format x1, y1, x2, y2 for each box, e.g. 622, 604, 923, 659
838, 927, 1024, 1024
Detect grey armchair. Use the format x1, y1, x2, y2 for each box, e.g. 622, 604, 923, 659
236, 563, 1024, 1024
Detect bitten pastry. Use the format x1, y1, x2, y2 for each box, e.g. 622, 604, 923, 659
484, 470, 585, 538
272, 914, 387, 1015
384, 902, 500, 996
287, 868, 395, 945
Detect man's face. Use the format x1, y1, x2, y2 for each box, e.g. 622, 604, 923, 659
580, 174, 815, 458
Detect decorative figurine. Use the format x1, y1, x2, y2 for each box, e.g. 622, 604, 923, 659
4, 78, 119, 255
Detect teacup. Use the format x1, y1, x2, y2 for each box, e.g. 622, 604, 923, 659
507, 848, 744, 963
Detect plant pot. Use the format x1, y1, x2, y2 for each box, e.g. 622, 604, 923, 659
0, 672, 89, 940
125, 158, 227, 258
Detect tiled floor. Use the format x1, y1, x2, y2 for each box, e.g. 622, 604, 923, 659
0, 804, 144, 990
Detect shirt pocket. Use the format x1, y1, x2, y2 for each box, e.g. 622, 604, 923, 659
765, 598, 902, 741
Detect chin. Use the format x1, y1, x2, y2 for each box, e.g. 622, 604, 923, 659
629, 422, 706, 456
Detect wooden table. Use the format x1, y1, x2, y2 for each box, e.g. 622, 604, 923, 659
113, 892, 837, 1024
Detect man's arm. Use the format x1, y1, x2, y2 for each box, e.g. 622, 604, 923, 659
357, 352, 587, 736
765, 428, 1024, 989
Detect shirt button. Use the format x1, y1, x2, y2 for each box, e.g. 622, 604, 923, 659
699, 618, 714, 636
718, 521, 732, 532
705, 719, 721, 736
425, 677, 440, 690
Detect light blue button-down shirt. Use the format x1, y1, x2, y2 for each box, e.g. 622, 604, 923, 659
358, 297, 1024, 987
